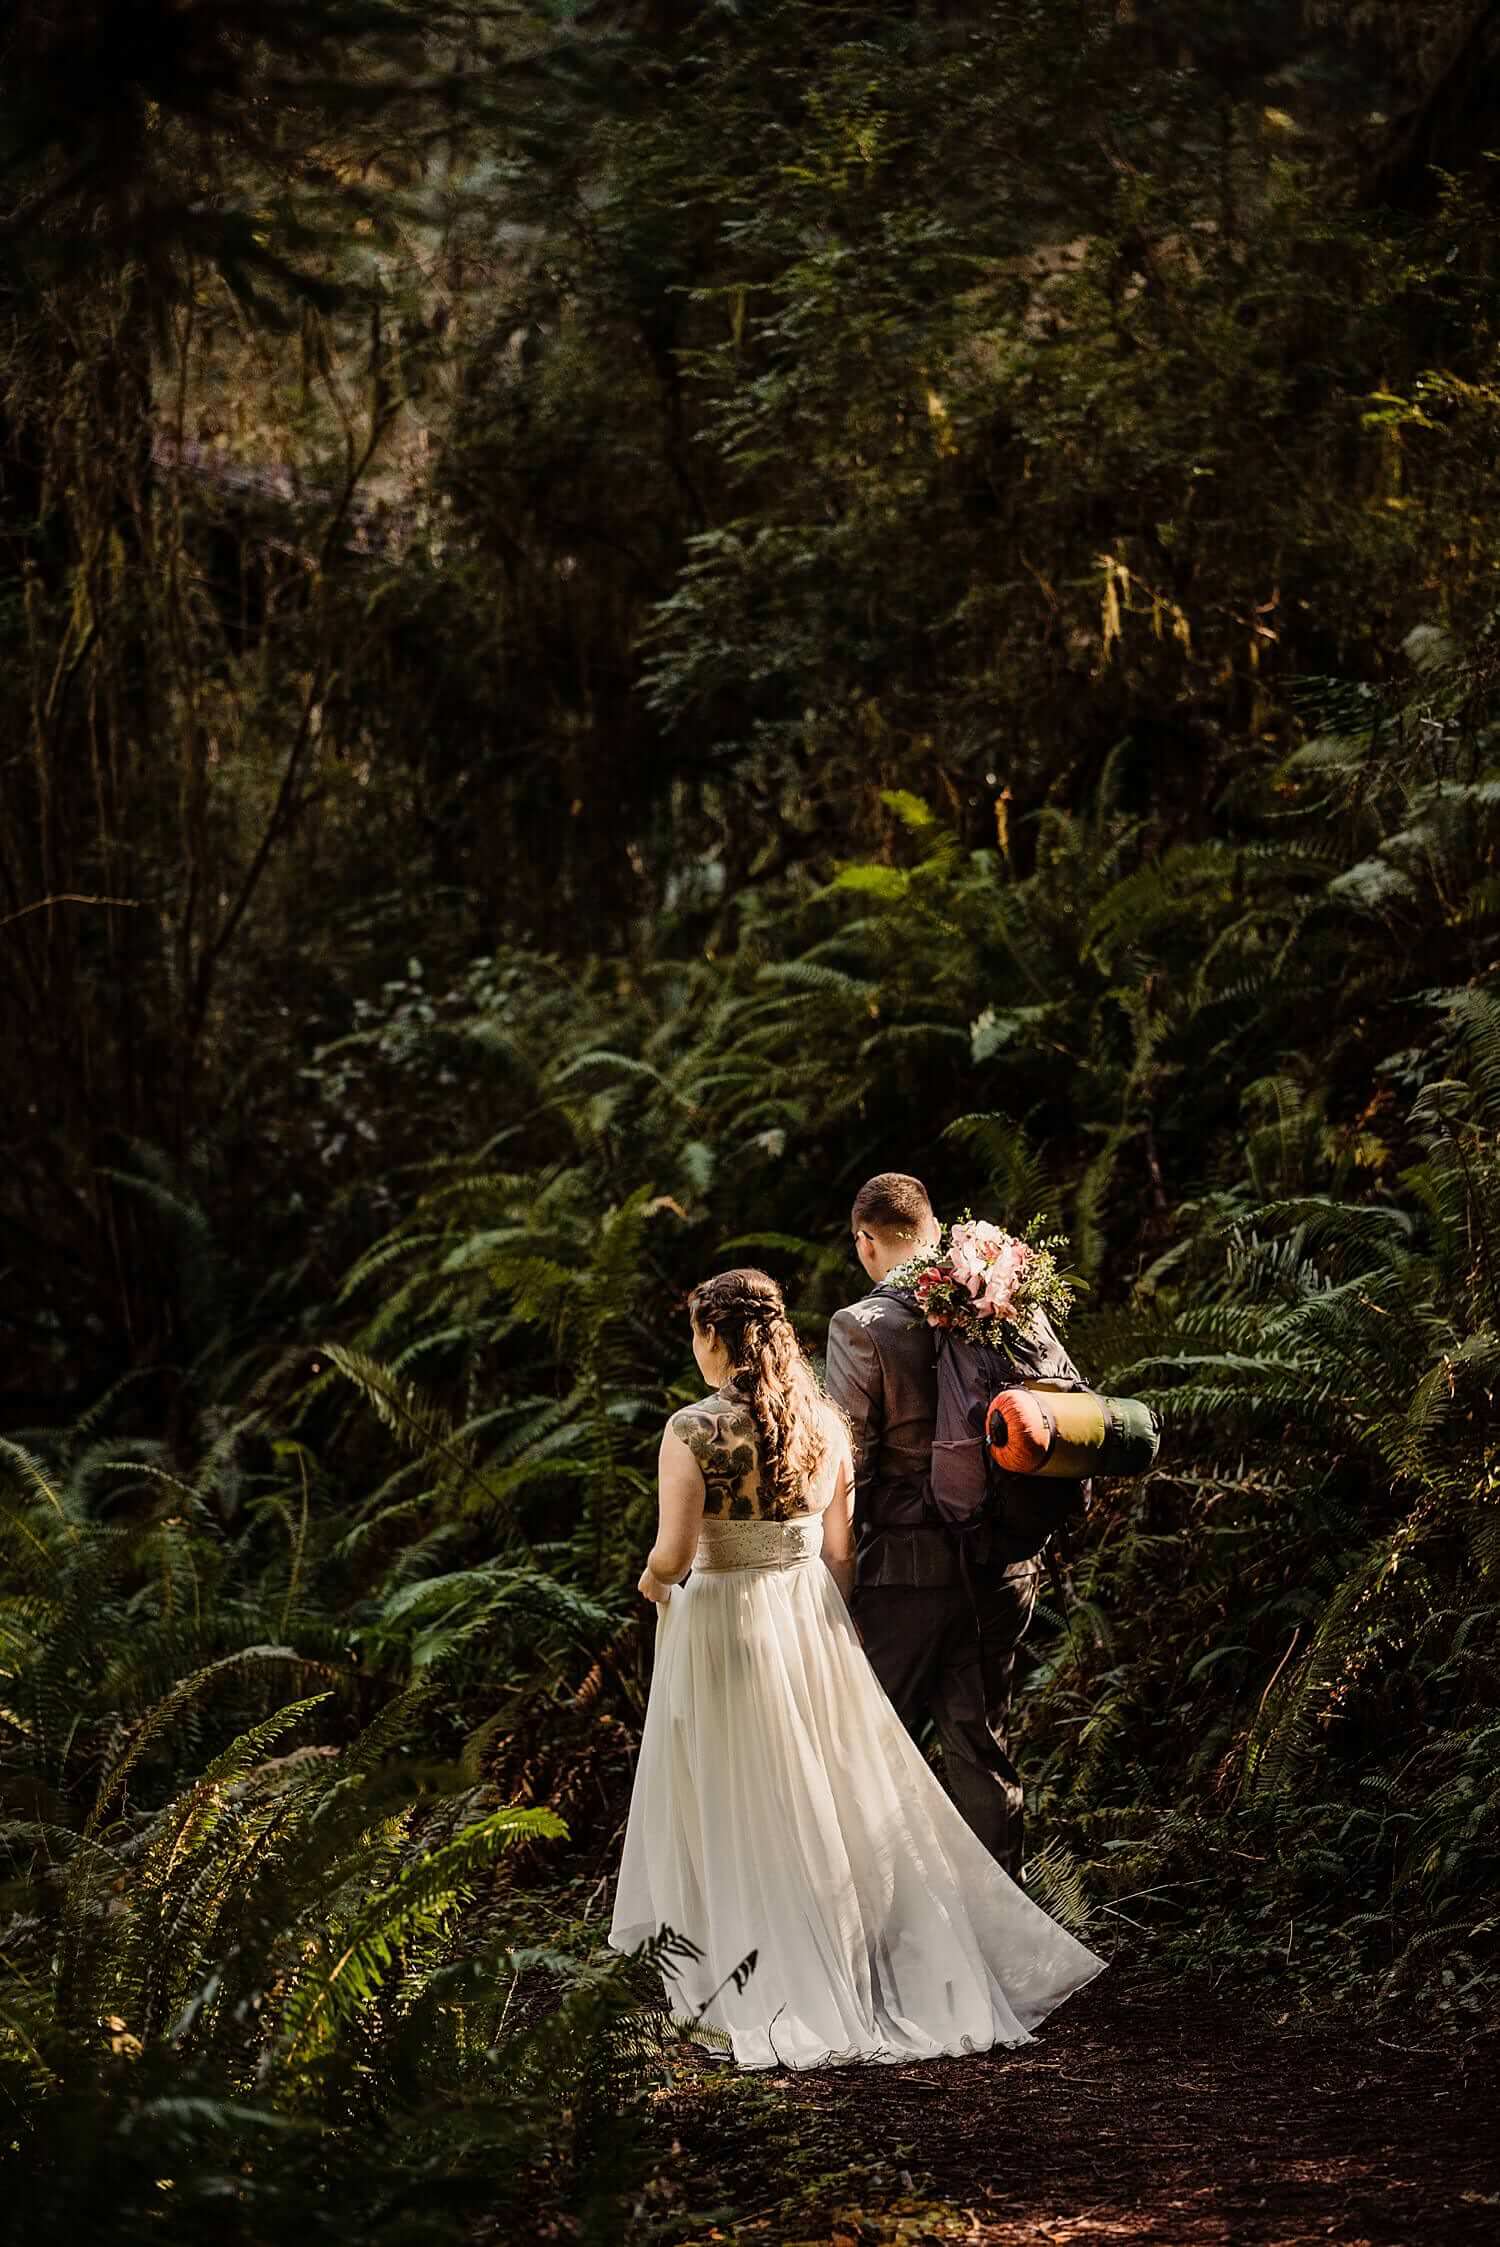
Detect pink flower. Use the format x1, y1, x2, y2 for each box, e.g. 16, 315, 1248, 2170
947, 1222, 992, 1293
907, 1220, 1050, 1338
974, 1237, 1032, 1322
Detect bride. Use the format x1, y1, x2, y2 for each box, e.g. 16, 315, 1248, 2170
609, 1266, 1106, 2070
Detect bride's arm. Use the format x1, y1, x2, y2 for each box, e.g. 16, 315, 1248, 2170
820, 1429, 856, 1608
639, 1424, 706, 1603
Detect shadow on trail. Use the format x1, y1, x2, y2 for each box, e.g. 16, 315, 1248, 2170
695, 1970, 1498, 2246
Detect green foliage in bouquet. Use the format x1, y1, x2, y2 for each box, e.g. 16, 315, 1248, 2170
884, 1213, 1079, 1344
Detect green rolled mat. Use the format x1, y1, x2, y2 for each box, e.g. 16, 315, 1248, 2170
985, 1383, 1161, 1479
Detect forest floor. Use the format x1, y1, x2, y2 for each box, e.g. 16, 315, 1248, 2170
636, 1963, 1499, 2246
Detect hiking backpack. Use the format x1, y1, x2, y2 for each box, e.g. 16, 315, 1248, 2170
926, 1310, 1160, 1563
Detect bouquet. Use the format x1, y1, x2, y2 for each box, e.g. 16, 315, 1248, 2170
885, 1212, 1076, 1345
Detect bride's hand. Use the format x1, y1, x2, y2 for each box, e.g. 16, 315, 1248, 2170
638, 1563, 672, 1604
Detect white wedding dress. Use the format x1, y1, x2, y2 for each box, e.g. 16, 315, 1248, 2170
608, 1387, 1106, 2071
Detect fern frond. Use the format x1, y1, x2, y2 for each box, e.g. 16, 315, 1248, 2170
273, 1805, 565, 2064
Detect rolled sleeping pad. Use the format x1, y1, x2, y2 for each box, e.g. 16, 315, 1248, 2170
985, 1384, 1160, 1479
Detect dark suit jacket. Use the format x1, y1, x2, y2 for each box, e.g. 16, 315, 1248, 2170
826, 1284, 953, 1587
825, 1285, 1090, 1588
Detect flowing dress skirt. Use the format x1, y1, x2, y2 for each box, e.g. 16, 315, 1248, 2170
608, 1514, 1107, 2071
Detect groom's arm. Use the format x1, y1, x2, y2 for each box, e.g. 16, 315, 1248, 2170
825, 1308, 883, 1530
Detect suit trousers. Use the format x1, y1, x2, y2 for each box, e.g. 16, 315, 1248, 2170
853, 1561, 1040, 1884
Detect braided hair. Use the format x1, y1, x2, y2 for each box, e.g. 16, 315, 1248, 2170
687, 1267, 831, 1518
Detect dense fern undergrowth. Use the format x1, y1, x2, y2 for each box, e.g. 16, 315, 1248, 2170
5, 1, 1500, 2234
6, 707, 1500, 2232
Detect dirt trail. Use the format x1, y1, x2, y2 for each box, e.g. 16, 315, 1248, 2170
656, 1970, 1499, 2246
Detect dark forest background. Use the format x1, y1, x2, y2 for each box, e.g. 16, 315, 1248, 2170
3, 2, 1500, 2237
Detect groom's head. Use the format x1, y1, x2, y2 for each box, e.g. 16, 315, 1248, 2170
850, 1173, 939, 1284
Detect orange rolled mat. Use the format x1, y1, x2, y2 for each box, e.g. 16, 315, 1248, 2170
987, 1386, 1110, 1478
984, 1386, 1052, 1473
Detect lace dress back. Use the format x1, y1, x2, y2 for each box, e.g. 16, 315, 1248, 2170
669, 1382, 838, 1575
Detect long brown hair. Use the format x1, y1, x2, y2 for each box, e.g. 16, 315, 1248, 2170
688, 1267, 830, 1517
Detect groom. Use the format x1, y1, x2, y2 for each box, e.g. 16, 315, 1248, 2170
825, 1171, 1052, 1884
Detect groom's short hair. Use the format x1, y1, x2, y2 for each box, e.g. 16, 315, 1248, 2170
851, 1172, 933, 1240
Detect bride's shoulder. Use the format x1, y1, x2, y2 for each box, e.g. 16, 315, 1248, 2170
666, 1389, 755, 1466
816, 1389, 854, 1451
667, 1391, 760, 1516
